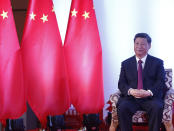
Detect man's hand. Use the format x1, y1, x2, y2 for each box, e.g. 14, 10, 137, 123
139, 89, 152, 98
129, 89, 151, 98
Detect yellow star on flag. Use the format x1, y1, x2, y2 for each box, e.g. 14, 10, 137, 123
82, 11, 90, 20
40, 14, 48, 23
71, 8, 78, 17
1, 10, 8, 19
52, 5, 55, 12
30, 12, 36, 20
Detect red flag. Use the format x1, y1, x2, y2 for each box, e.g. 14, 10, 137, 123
21, 0, 70, 125
64, 0, 104, 113
0, 0, 26, 120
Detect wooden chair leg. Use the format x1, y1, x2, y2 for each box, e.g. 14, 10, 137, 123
109, 109, 119, 131
164, 121, 174, 131
109, 119, 118, 131
109, 121, 116, 131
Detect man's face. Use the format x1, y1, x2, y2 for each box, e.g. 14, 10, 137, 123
134, 37, 151, 59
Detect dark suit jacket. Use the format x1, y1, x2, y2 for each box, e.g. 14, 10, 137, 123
118, 54, 166, 99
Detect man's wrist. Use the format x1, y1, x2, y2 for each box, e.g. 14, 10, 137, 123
128, 88, 133, 95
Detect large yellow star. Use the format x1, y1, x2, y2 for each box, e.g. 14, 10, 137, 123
82, 11, 90, 20
40, 14, 48, 23
30, 12, 36, 20
71, 8, 78, 17
1, 10, 8, 19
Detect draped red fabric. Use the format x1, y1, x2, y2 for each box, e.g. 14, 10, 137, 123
21, 0, 70, 126
0, 0, 26, 121
64, 0, 104, 113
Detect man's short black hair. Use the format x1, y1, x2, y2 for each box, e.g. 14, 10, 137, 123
134, 33, 152, 44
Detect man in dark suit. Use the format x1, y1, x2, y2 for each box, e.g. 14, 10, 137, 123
117, 33, 166, 131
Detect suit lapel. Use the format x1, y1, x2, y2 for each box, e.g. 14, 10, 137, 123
143, 55, 151, 80
131, 56, 138, 81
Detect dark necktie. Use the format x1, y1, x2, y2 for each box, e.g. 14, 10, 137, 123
138, 60, 143, 89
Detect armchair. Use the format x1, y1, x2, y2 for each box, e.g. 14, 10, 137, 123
109, 69, 174, 131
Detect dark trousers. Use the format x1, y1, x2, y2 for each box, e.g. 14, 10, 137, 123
117, 97, 164, 131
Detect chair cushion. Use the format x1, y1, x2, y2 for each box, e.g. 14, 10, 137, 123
132, 111, 147, 123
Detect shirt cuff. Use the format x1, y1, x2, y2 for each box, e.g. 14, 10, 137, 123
128, 88, 132, 95
147, 90, 153, 96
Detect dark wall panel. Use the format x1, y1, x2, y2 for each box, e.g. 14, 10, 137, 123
11, 0, 28, 43
11, 0, 28, 9
13, 11, 26, 43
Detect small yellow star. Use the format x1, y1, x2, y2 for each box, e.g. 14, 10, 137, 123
52, 5, 55, 12
1, 10, 8, 19
30, 12, 36, 20
40, 14, 48, 23
71, 8, 78, 17
82, 11, 90, 20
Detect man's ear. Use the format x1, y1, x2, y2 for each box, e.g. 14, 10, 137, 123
148, 44, 151, 49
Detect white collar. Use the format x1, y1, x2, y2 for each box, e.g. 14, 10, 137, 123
136, 54, 147, 64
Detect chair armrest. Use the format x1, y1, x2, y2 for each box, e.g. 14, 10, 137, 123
163, 89, 174, 122
164, 89, 174, 105
109, 91, 121, 130
109, 91, 121, 112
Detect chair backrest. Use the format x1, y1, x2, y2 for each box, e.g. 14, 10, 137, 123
165, 69, 172, 89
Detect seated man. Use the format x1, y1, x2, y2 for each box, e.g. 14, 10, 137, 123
117, 33, 167, 131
